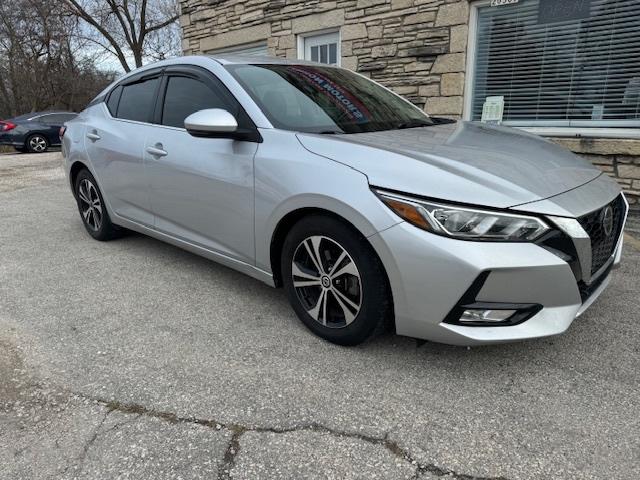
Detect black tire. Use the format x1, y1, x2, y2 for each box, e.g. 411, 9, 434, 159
25, 134, 49, 153
281, 214, 392, 346
74, 168, 122, 241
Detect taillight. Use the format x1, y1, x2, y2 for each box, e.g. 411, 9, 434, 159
0, 121, 16, 132
59, 126, 67, 138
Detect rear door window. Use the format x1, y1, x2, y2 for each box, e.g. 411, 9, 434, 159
41, 114, 76, 125
39, 114, 68, 126
117, 77, 160, 123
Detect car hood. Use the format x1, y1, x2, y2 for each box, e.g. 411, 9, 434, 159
296, 121, 601, 208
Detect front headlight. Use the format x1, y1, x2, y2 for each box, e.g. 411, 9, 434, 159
374, 189, 549, 242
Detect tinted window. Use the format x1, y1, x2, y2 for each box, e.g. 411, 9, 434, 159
227, 64, 433, 134
107, 86, 122, 116
161, 76, 229, 128
37, 115, 56, 125
40, 114, 74, 125
11, 113, 32, 122
117, 77, 160, 122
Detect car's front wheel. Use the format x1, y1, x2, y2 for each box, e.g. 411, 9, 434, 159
281, 215, 392, 346
26, 134, 48, 153
74, 168, 122, 241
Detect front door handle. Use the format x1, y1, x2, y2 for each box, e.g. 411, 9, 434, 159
146, 144, 168, 157
86, 131, 101, 141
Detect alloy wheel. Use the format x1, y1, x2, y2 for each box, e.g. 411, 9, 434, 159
291, 235, 362, 328
77, 179, 103, 231
29, 135, 47, 153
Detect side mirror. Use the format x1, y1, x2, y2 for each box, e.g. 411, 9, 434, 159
184, 109, 238, 138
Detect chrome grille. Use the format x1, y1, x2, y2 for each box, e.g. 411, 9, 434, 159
577, 195, 625, 276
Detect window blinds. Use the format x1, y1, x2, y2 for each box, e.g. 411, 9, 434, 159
472, 0, 640, 127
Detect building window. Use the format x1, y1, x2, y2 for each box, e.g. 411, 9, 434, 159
469, 0, 640, 129
299, 31, 340, 66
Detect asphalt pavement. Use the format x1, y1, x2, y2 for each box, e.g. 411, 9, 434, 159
1, 152, 639, 479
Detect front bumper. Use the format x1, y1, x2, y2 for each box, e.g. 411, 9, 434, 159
369, 196, 627, 346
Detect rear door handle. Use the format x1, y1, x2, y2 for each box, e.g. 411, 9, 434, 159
146, 144, 168, 157
86, 131, 101, 141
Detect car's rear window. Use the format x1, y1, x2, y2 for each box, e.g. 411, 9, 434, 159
7, 113, 32, 122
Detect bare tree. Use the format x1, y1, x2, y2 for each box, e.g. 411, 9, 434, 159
0, 0, 115, 118
64, 0, 180, 72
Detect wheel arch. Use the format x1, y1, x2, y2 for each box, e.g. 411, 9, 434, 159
69, 160, 90, 190
269, 207, 392, 298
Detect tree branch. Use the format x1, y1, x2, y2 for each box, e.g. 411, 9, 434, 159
145, 13, 178, 35
64, 0, 132, 72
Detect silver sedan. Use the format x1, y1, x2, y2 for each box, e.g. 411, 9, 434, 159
62, 56, 628, 346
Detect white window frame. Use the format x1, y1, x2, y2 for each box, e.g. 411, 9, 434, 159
463, 0, 640, 139
297, 29, 341, 66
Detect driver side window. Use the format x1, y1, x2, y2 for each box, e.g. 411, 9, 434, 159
161, 76, 234, 128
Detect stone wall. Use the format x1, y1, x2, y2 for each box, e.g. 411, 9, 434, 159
180, 0, 640, 209
180, 0, 469, 114
551, 138, 640, 209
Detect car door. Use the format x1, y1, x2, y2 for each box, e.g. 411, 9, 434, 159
144, 66, 258, 264
84, 71, 162, 227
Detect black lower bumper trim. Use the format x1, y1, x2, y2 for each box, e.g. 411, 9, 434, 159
442, 271, 542, 327
578, 262, 613, 303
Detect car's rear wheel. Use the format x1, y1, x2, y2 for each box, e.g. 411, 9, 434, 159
281, 215, 392, 346
26, 134, 48, 153
74, 169, 121, 241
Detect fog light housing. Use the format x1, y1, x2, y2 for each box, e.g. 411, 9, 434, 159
460, 309, 517, 324
444, 302, 543, 327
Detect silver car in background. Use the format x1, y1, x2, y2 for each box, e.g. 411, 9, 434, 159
62, 56, 628, 346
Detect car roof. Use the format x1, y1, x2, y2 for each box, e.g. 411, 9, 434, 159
91, 55, 341, 103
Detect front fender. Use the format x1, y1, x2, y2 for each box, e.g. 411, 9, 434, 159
254, 129, 401, 273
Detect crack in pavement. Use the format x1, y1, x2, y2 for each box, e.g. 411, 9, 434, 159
3, 361, 509, 479
218, 426, 246, 480
57, 406, 142, 479
77, 410, 111, 465
70, 392, 509, 480
59, 409, 111, 479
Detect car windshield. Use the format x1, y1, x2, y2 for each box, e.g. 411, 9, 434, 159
226, 64, 434, 134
